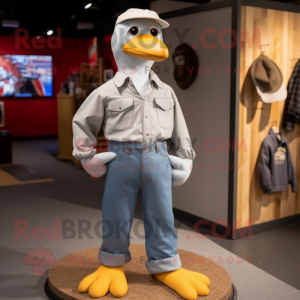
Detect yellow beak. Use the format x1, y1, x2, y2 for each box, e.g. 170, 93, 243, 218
122, 34, 169, 62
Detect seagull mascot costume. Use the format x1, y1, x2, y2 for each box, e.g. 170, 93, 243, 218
72, 8, 210, 300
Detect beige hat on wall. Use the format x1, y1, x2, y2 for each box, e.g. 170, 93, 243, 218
115, 8, 169, 28
251, 55, 287, 103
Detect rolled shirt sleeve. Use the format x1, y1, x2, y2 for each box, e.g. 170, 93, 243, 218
168, 88, 196, 160
72, 88, 104, 160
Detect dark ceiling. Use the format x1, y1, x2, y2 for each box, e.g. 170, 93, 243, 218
0, 0, 299, 39
0, 0, 152, 38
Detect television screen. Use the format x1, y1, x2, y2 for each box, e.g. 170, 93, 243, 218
0, 55, 53, 97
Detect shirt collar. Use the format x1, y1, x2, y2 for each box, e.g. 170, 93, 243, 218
112, 70, 164, 89
112, 71, 128, 88
150, 70, 164, 88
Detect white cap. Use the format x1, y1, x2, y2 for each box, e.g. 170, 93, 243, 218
115, 8, 169, 28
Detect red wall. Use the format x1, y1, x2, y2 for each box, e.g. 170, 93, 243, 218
102, 35, 117, 72
0, 36, 89, 137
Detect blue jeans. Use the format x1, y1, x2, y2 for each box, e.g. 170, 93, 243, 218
98, 140, 182, 274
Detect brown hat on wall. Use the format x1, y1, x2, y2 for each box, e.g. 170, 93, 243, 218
172, 43, 199, 90
251, 55, 287, 103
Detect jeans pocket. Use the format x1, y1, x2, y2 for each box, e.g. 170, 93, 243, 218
157, 144, 169, 157
114, 151, 127, 161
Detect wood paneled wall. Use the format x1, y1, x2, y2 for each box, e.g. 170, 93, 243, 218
237, 6, 300, 228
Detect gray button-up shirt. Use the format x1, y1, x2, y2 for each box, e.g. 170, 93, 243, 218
72, 70, 195, 160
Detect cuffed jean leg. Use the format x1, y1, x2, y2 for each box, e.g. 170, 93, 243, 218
98, 248, 132, 267
99, 142, 141, 266
146, 254, 182, 274
141, 141, 182, 274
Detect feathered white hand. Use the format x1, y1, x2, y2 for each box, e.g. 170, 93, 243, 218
168, 155, 193, 186
81, 152, 116, 178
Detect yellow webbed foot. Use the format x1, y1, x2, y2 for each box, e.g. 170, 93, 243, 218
78, 265, 128, 298
154, 267, 210, 300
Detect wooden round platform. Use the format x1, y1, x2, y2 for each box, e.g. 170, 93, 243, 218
46, 244, 235, 300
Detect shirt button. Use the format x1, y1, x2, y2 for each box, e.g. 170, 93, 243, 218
146, 134, 149, 136
145, 116, 148, 118
143, 146, 147, 150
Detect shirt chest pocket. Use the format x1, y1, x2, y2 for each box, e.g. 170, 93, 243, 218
107, 98, 134, 131
154, 98, 174, 129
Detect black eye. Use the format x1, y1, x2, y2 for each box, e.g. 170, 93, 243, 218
150, 28, 159, 37
129, 26, 139, 36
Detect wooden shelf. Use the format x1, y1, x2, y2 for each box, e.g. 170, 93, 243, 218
57, 94, 75, 160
